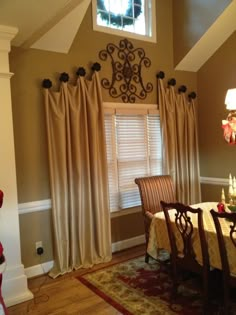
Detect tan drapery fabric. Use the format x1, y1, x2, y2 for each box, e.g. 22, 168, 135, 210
44, 71, 112, 278
158, 78, 201, 204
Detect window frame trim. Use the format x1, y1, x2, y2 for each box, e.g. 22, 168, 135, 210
110, 206, 141, 218
92, 0, 157, 43
103, 102, 159, 113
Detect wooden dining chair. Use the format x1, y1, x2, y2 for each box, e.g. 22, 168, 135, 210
160, 201, 210, 312
135, 175, 175, 263
210, 209, 236, 315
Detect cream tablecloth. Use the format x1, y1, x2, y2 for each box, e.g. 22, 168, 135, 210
147, 202, 236, 274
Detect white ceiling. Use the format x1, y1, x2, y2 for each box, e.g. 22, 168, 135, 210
0, 0, 235, 70
0, 0, 91, 52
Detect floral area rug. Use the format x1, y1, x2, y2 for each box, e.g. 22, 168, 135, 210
78, 256, 219, 315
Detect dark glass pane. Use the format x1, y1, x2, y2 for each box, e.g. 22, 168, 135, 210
123, 16, 134, 26
99, 11, 110, 25
125, 1, 142, 19
126, 0, 133, 17
126, 8, 133, 18
110, 13, 122, 27
134, 4, 142, 18
97, 0, 107, 11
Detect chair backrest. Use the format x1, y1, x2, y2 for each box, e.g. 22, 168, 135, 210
135, 175, 175, 216
160, 201, 210, 274
210, 210, 236, 282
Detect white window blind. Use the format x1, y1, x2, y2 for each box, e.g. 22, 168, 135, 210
104, 110, 162, 212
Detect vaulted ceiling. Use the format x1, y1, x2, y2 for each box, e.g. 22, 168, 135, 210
175, 0, 236, 71
1, 0, 236, 71
0, 0, 90, 53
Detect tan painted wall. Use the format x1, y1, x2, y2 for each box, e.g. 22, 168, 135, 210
10, 1, 197, 268
198, 31, 236, 203
201, 184, 223, 202
173, 0, 231, 66
19, 211, 54, 266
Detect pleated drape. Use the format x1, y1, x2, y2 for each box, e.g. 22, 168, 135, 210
44, 71, 112, 278
158, 78, 201, 205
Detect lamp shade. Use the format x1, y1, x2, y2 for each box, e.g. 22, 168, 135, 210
225, 88, 236, 110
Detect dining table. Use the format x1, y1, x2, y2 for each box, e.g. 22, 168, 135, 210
147, 201, 236, 274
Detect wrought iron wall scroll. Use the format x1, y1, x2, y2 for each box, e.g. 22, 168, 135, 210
99, 38, 153, 103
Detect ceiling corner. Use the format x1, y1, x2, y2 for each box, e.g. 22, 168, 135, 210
175, 0, 236, 72
30, 0, 91, 53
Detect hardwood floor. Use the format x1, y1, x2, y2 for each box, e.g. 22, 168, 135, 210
7, 245, 145, 315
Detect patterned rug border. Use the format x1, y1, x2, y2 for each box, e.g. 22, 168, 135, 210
79, 273, 133, 315
77, 255, 143, 315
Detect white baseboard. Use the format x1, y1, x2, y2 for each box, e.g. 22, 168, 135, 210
24, 260, 54, 279
25, 234, 145, 279
111, 234, 145, 252
3, 264, 33, 307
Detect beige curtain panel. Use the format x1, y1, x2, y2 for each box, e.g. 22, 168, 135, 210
43, 70, 112, 278
158, 78, 201, 205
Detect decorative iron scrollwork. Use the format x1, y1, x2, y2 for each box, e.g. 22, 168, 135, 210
99, 38, 153, 103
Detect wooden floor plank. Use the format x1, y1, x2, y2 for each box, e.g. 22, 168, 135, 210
7, 245, 145, 315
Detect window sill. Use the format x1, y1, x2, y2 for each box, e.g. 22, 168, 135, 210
93, 24, 156, 43
111, 206, 141, 218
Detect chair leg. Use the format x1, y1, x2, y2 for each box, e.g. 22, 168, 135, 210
223, 294, 231, 315
170, 263, 178, 299
202, 272, 209, 314
145, 253, 149, 263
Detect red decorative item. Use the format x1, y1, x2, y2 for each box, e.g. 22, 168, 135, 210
0, 190, 3, 208
0, 191, 5, 262
0, 190, 7, 315
0, 244, 3, 260
217, 202, 225, 213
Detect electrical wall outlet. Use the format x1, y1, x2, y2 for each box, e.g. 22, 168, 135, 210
35, 241, 43, 250
35, 241, 44, 255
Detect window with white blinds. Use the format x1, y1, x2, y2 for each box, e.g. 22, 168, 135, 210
104, 107, 162, 212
